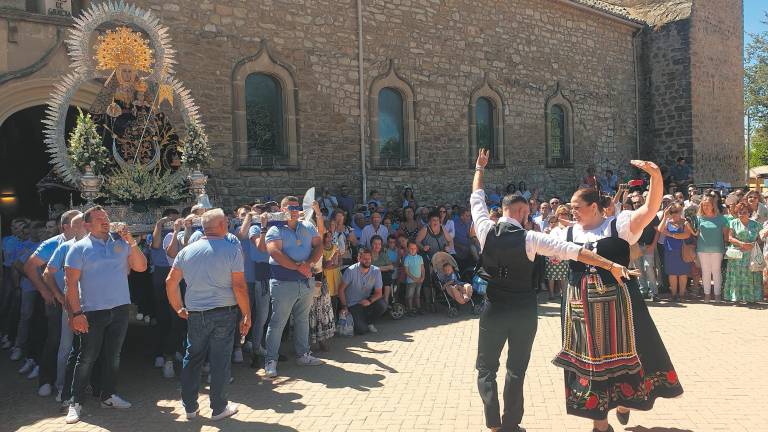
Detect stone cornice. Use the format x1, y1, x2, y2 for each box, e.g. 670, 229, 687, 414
0, 7, 75, 27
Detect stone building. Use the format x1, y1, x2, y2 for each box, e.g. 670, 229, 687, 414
0, 0, 744, 216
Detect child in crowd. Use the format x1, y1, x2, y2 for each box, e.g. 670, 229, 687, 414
403, 241, 424, 316
438, 262, 473, 304
322, 232, 342, 315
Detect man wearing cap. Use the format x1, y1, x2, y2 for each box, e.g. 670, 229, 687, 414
263, 196, 324, 378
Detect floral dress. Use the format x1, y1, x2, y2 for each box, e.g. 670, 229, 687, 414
545, 226, 569, 281
723, 218, 763, 303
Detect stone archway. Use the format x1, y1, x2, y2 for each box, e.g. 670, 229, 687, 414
0, 78, 101, 221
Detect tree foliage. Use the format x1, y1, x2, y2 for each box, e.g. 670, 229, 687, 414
746, 13, 768, 125
750, 125, 768, 168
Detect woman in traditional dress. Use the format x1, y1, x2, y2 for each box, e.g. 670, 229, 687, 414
553, 160, 683, 432
723, 202, 763, 304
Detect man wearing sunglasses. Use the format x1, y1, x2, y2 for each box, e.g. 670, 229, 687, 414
263, 196, 324, 378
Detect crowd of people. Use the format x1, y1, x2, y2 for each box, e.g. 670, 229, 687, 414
0, 155, 765, 426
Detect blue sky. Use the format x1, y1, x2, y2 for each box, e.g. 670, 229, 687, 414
746, 0, 766, 48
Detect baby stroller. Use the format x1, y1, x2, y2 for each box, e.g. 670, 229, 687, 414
388, 278, 406, 320
430, 252, 485, 318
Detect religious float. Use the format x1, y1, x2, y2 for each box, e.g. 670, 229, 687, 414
43, 1, 212, 232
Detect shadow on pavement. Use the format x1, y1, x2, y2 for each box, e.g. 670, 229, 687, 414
626, 427, 694, 432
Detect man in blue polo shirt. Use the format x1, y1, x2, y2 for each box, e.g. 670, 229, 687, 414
148, 208, 181, 378
338, 247, 386, 335
43, 213, 86, 407
263, 196, 324, 378
245, 204, 272, 361
23, 210, 81, 397
166, 208, 251, 421
63, 206, 148, 424
1, 218, 27, 350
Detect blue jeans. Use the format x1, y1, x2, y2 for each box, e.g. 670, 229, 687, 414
637, 248, 658, 296
71, 304, 130, 403
265, 279, 313, 363
248, 280, 271, 351
181, 306, 237, 415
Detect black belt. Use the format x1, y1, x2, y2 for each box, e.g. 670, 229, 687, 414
188, 305, 237, 314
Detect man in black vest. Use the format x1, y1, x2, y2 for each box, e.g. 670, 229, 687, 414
471, 149, 632, 432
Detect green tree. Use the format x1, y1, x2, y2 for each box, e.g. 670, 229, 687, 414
746, 13, 768, 124
750, 125, 768, 168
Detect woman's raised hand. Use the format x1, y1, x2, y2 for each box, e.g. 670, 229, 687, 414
630, 160, 662, 179
476, 148, 490, 168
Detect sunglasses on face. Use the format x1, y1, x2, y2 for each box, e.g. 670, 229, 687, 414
287, 205, 302, 212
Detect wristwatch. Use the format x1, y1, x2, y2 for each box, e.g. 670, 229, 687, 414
176, 307, 187, 315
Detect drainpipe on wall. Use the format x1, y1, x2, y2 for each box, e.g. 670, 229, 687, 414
632, 28, 642, 159
356, 0, 368, 203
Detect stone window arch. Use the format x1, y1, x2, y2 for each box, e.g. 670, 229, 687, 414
545, 83, 574, 168
232, 41, 299, 169
369, 60, 416, 168
469, 77, 504, 166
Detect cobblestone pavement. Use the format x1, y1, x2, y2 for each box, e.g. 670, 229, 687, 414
1, 295, 766, 432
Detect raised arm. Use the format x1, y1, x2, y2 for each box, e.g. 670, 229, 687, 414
629, 161, 664, 234
472, 148, 489, 192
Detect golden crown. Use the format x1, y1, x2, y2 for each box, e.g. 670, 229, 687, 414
94, 26, 153, 73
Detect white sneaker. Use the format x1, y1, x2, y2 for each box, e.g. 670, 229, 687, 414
296, 353, 323, 366
232, 348, 244, 363
153, 356, 165, 368
185, 408, 199, 419
18, 358, 34, 374
65, 403, 82, 424
38, 383, 52, 397
264, 360, 278, 378
211, 403, 238, 421
27, 365, 39, 379
242, 341, 253, 353
10, 347, 22, 361
135, 313, 144, 321
101, 394, 131, 409
162, 360, 175, 378
367, 324, 378, 333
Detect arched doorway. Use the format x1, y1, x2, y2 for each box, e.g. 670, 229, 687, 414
0, 105, 84, 226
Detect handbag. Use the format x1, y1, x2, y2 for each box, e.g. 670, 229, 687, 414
337, 311, 355, 337
681, 242, 696, 263
725, 246, 743, 260
750, 243, 765, 272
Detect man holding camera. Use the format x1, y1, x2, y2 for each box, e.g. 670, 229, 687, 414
64, 206, 147, 424
263, 196, 324, 378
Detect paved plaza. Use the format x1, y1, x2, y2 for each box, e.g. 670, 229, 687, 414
1, 296, 766, 432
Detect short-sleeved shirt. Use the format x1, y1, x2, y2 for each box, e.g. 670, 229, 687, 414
32, 234, 65, 265
403, 254, 424, 283
18, 241, 42, 293
247, 224, 271, 263
2, 235, 20, 267
64, 234, 131, 312
638, 216, 660, 245
230, 224, 254, 283
48, 238, 76, 293
342, 263, 383, 307
372, 251, 392, 270
172, 236, 244, 312
696, 215, 727, 253
149, 230, 173, 268
265, 221, 319, 281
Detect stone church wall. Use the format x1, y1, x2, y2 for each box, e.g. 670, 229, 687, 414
637, 19, 693, 171
689, 0, 744, 185
125, 0, 640, 208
